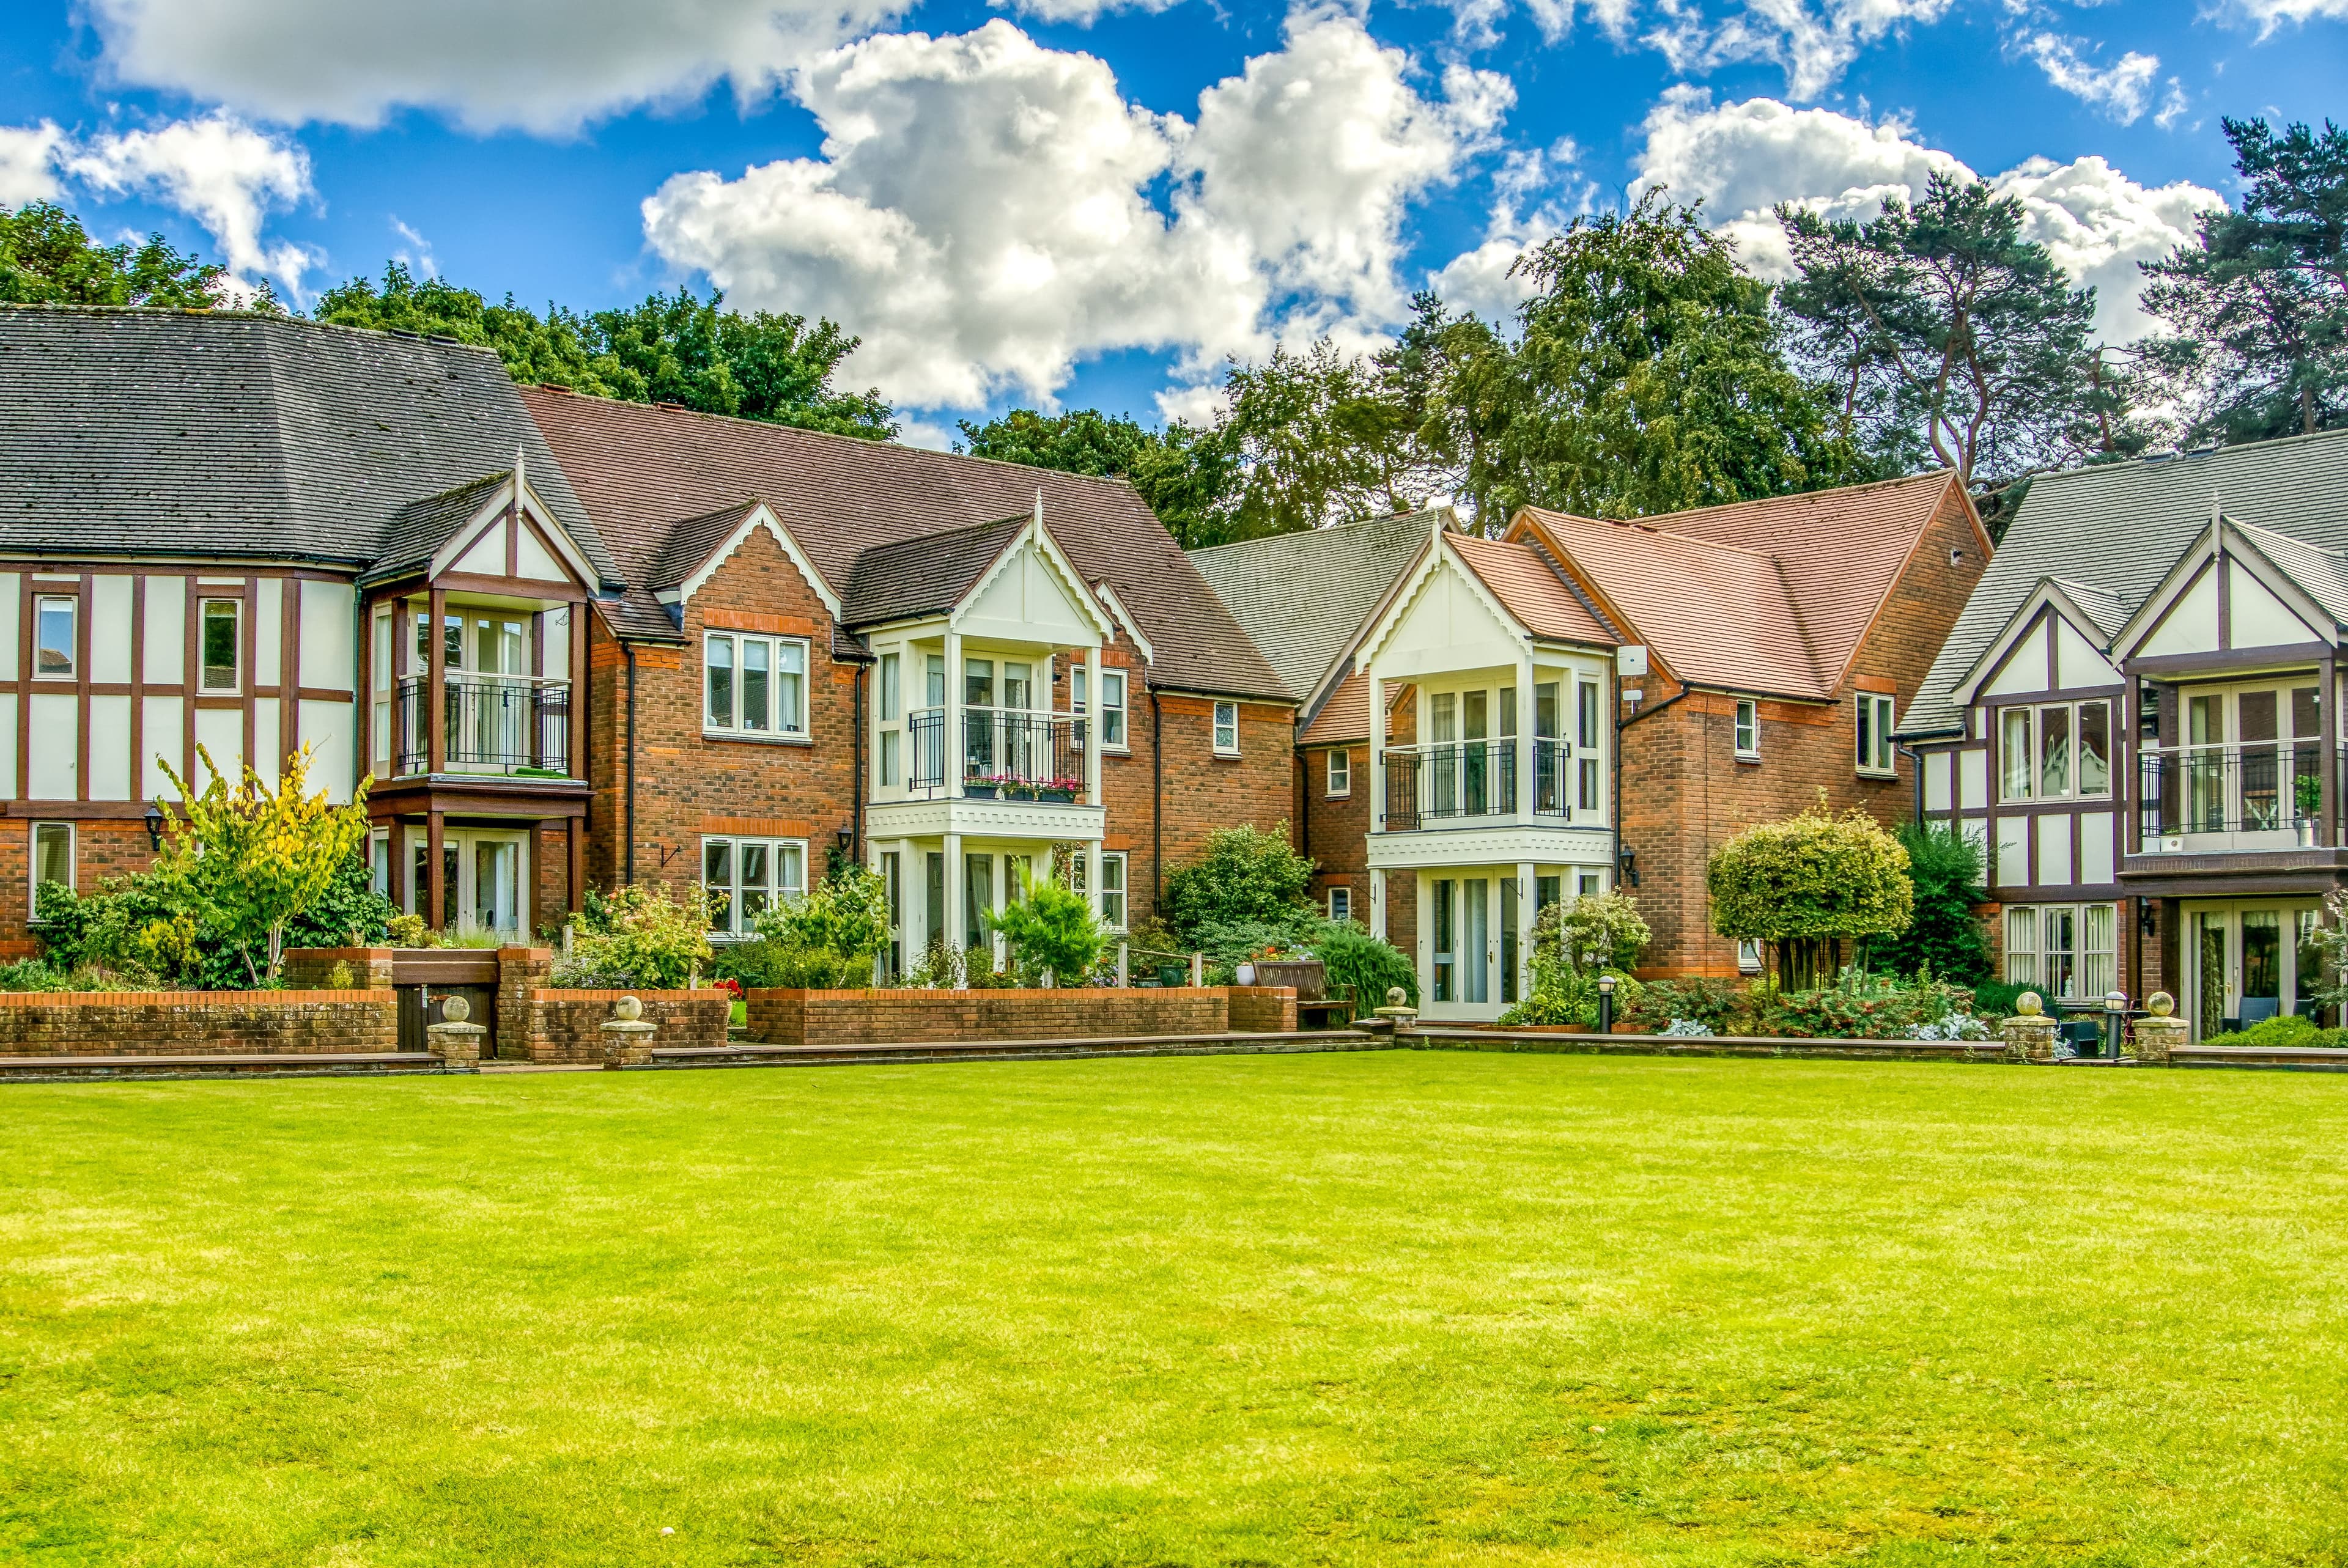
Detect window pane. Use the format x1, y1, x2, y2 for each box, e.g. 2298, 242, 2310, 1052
201, 600, 240, 691
442, 614, 463, 668
704, 840, 735, 933
2039, 705, 2071, 798
1858, 694, 1874, 768
1431, 693, 1456, 744
965, 658, 994, 708
1576, 682, 1598, 748
1003, 662, 1030, 710
35, 598, 73, 677
2081, 904, 2116, 999
32, 823, 72, 889
2005, 907, 2038, 985
1102, 674, 1125, 745
1534, 682, 1559, 740
2044, 908, 2078, 999
1499, 688, 1516, 739
1072, 669, 1087, 712
740, 639, 771, 732
776, 643, 804, 733
2292, 686, 2320, 739
879, 729, 900, 787
2001, 709, 2032, 800
706, 636, 735, 728
2078, 701, 2111, 795
1214, 702, 1238, 751
740, 843, 772, 924
879, 652, 900, 721
926, 654, 946, 707
779, 845, 804, 898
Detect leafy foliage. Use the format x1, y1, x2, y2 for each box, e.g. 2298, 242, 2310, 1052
2140, 117, 2348, 446
1776, 172, 2107, 501
1872, 822, 1992, 984
1708, 796, 1914, 987
555, 882, 715, 990
1161, 825, 1316, 947
1501, 893, 1653, 1028
313, 265, 895, 438
988, 864, 1109, 984
1313, 921, 1417, 1017
2217, 1013, 2348, 1048
958, 407, 1163, 477
1625, 969, 1975, 1040
1, 201, 262, 309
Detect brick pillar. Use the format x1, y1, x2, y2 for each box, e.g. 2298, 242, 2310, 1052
497, 945, 553, 1062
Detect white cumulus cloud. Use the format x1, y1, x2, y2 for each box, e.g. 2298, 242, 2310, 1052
988, 0, 1186, 24
1631, 88, 2221, 343
644, 9, 1504, 411
1427, 140, 1595, 325
83, 0, 909, 134
64, 111, 317, 295
2224, 0, 2348, 33
1, 122, 65, 207
2019, 33, 2162, 124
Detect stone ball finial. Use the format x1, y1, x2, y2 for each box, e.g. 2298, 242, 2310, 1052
1387, 987, 1408, 1007
614, 994, 644, 1023
2015, 991, 2043, 1017
440, 993, 470, 1023
2147, 990, 2175, 1018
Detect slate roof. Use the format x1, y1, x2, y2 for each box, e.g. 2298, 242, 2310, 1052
2232, 519, 2348, 628
0, 306, 621, 587
520, 387, 1288, 700
839, 513, 1027, 628
366, 472, 515, 586
1188, 509, 1435, 705
1904, 428, 2348, 735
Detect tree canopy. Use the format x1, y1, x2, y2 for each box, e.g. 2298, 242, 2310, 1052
2140, 117, 2348, 446
1708, 797, 1914, 987
1, 201, 260, 310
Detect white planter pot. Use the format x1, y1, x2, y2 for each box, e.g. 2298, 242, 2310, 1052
1235, 962, 1256, 985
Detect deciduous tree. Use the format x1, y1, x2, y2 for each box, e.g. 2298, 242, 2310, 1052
1708, 795, 1914, 989
1, 201, 257, 309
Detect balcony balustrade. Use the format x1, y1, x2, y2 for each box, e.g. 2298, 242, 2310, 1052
904, 708, 1091, 803
2135, 742, 2340, 847
396, 674, 572, 778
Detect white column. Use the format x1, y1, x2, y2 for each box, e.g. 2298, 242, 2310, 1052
943, 628, 964, 798
943, 831, 964, 971
1084, 642, 1103, 807
1370, 867, 1387, 940
1085, 838, 1104, 922
1516, 649, 1537, 820
1515, 859, 1537, 998
1368, 671, 1387, 832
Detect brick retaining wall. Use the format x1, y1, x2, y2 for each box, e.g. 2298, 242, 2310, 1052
523, 988, 733, 1064
0, 989, 399, 1056
747, 985, 1282, 1047
284, 948, 397, 990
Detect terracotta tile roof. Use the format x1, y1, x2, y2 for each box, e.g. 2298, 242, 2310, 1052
1301, 668, 1372, 746
1445, 532, 1617, 645
1517, 472, 1965, 702
519, 388, 1288, 700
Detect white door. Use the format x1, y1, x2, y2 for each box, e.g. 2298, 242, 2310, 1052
404, 826, 530, 937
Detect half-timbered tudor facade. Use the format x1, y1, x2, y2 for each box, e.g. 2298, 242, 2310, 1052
1903, 429, 2348, 1037
0, 307, 1297, 957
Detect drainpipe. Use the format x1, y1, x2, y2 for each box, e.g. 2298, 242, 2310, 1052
624, 643, 638, 885
1897, 741, 1923, 825
1151, 687, 1164, 906
1614, 682, 1689, 889
852, 660, 866, 863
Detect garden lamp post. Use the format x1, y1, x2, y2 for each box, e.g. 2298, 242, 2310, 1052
1596, 972, 1617, 1036
143, 801, 165, 852
2103, 990, 2128, 1063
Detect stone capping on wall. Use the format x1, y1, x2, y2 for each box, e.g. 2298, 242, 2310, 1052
0, 988, 393, 1006
744, 985, 1299, 1049
522, 987, 734, 1065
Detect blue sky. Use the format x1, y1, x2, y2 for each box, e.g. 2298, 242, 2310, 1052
3, 0, 2342, 441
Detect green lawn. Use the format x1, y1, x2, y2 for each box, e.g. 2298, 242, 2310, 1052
4, 1054, 2346, 1567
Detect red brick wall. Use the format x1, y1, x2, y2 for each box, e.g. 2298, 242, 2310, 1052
0, 818, 160, 948
1152, 696, 1296, 899
284, 948, 397, 988
522, 987, 731, 1063
748, 985, 1239, 1045
1619, 486, 1990, 978
1302, 745, 1369, 913
0, 990, 397, 1056
1226, 985, 1298, 1032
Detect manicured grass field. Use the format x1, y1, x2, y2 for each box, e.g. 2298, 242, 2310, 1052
3, 1053, 2345, 1567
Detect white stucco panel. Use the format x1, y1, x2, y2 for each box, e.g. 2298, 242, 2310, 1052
1995, 816, 2028, 888
300, 580, 355, 691
143, 578, 183, 686
254, 579, 282, 688
252, 699, 279, 792
456, 519, 508, 576
957, 538, 1100, 646
1924, 750, 1952, 812
0, 694, 15, 798
2078, 811, 2114, 885
86, 694, 132, 801
0, 575, 15, 682
2053, 617, 2119, 690
193, 706, 243, 784
91, 576, 134, 685
1959, 749, 1987, 809
143, 696, 183, 800
515, 523, 567, 581
28, 694, 76, 798
2035, 814, 2073, 886
300, 700, 356, 803
1982, 624, 2050, 697
2228, 560, 2319, 649
2142, 566, 2220, 657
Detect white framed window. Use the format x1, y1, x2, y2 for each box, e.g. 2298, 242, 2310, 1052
1326, 747, 1351, 798
199, 597, 242, 693
704, 633, 808, 738
30, 822, 73, 908
878, 729, 900, 789
702, 836, 807, 938
1100, 852, 1127, 929
34, 595, 75, 679
1734, 699, 1760, 759
1858, 692, 1897, 776
2002, 902, 2117, 1001
1999, 700, 2113, 802
1327, 885, 1352, 922
1213, 701, 1239, 756
878, 651, 900, 721
1736, 938, 1763, 974
1074, 668, 1128, 751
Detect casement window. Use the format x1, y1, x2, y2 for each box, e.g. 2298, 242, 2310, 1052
34, 595, 75, 679
1327, 885, 1352, 922
875, 648, 903, 787
1099, 852, 1127, 929
1999, 700, 2112, 802
200, 598, 242, 693
878, 652, 900, 721
1736, 938, 1764, 974
703, 836, 806, 938
1577, 872, 1601, 897
2004, 902, 2116, 1001
1734, 699, 1760, 759
1213, 701, 1240, 756
880, 850, 903, 980
1575, 679, 1603, 811
704, 632, 808, 738
30, 822, 73, 910
1858, 693, 1897, 777
1326, 748, 1351, 798
1073, 668, 1128, 750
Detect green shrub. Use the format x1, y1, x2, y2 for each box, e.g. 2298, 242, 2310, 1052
1314, 921, 1416, 1017
555, 882, 714, 989
988, 866, 1107, 984
1973, 979, 2036, 1019
1624, 977, 1752, 1035
2218, 1013, 2348, 1048
734, 866, 890, 990
1162, 824, 1315, 946
1536, 892, 1652, 974
1708, 795, 1914, 987
1873, 822, 1992, 984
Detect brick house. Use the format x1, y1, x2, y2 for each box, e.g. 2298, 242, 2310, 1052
1202, 473, 1988, 1020
1900, 428, 2348, 1039
0, 307, 1294, 957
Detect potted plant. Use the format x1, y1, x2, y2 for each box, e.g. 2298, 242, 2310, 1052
1037, 775, 1084, 804
963, 773, 1002, 800
2296, 773, 2322, 845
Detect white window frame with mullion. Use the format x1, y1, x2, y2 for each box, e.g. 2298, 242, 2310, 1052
876, 649, 901, 792
1099, 851, 1127, 930
1733, 698, 1760, 760
705, 631, 810, 740
1326, 746, 1351, 798
29, 822, 73, 918
1072, 666, 1128, 753
1213, 701, 1240, 756
1327, 885, 1352, 922
2003, 901, 2116, 1003
32, 594, 76, 680
1857, 691, 1897, 778
701, 834, 808, 940
1998, 699, 2115, 804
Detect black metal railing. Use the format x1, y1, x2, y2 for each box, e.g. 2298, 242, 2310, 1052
1534, 737, 1568, 817
394, 675, 570, 777
903, 708, 1088, 801
2136, 743, 2333, 841
1379, 740, 1518, 830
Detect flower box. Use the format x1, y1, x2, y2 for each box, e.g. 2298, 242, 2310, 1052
962, 783, 1000, 800
1036, 787, 1077, 804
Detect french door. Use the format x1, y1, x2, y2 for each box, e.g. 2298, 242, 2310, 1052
402, 826, 530, 936
2184, 900, 2323, 1040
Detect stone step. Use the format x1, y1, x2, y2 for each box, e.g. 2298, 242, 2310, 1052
0, 1051, 449, 1081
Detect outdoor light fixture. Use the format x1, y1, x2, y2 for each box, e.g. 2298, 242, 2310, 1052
836, 826, 855, 856
142, 801, 164, 851
2139, 902, 2158, 937
1617, 845, 1640, 888
2103, 990, 2128, 1062
1596, 971, 1619, 1036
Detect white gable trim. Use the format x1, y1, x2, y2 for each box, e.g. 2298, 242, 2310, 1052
427, 479, 599, 589
2111, 515, 2341, 664
1952, 578, 2119, 704
1355, 533, 1531, 671
1093, 580, 1155, 662
668, 502, 843, 620
950, 516, 1114, 641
